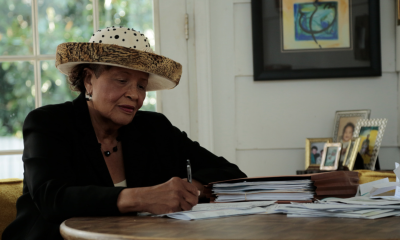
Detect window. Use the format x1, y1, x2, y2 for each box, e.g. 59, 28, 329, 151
0, 0, 155, 178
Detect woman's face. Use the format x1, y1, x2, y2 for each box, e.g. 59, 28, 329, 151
85, 66, 149, 127
342, 126, 353, 142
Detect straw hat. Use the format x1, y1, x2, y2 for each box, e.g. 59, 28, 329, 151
55, 26, 182, 91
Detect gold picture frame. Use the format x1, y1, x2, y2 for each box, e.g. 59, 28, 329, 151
342, 137, 361, 171
305, 138, 332, 170
320, 143, 342, 171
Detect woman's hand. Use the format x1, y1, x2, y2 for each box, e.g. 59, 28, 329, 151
117, 177, 199, 214
183, 178, 205, 198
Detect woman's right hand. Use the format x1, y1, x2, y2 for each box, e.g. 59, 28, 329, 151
117, 177, 199, 214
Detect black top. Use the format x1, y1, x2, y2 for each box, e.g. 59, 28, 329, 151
2, 93, 246, 240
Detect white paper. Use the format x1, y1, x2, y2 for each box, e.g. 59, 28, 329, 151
324, 196, 400, 205
359, 178, 389, 196
291, 202, 400, 210
395, 186, 400, 198
287, 210, 400, 219
213, 180, 312, 187
394, 163, 400, 198
369, 182, 399, 197
395, 162, 400, 182
215, 192, 313, 202
191, 201, 275, 212
163, 207, 266, 221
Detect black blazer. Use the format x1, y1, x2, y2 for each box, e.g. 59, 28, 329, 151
2, 93, 246, 240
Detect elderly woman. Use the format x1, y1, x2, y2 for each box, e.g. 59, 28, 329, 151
2, 27, 246, 240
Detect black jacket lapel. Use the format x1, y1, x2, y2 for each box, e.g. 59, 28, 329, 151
72, 93, 114, 187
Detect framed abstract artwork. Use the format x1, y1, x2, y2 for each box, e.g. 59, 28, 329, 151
251, 0, 381, 80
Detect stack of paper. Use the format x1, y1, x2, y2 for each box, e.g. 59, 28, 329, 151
265, 198, 400, 219
212, 180, 314, 202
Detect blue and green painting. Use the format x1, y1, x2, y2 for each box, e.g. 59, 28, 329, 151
294, 1, 338, 47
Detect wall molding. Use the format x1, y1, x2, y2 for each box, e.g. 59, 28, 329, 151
193, 0, 214, 152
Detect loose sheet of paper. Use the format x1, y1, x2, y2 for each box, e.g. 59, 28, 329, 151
191, 201, 275, 212
162, 207, 266, 221
369, 182, 399, 197
359, 178, 389, 196
394, 162, 400, 197
321, 196, 400, 205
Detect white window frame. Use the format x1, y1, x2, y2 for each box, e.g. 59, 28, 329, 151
0, 0, 161, 157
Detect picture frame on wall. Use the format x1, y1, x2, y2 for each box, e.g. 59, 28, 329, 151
332, 109, 371, 142
353, 119, 387, 170
251, 0, 381, 81
320, 143, 342, 171
342, 137, 361, 171
305, 138, 332, 170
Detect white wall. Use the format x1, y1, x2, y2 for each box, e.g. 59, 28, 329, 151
209, 0, 400, 177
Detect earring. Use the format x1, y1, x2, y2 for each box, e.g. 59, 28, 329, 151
85, 91, 92, 101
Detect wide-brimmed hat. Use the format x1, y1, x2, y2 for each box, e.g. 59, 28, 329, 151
55, 26, 182, 91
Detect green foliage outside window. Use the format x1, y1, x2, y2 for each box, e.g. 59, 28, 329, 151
0, 0, 155, 138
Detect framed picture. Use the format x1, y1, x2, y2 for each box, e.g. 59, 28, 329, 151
353, 119, 387, 170
342, 137, 361, 171
397, 0, 400, 26
320, 143, 342, 171
305, 138, 332, 169
332, 109, 371, 142
251, 0, 381, 81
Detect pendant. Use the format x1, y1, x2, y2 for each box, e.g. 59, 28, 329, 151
104, 151, 111, 157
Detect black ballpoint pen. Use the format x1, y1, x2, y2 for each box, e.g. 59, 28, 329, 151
187, 159, 192, 183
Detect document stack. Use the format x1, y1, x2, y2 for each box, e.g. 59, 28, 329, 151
205, 171, 359, 203
212, 180, 314, 202
265, 197, 400, 219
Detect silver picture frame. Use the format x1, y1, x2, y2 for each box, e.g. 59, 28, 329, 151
320, 143, 342, 171
332, 110, 371, 142
353, 118, 387, 170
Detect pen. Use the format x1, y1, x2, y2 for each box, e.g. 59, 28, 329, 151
187, 159, 192, 183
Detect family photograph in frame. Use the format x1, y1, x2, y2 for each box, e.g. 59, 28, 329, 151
305, 138, 332, 169
353, 119, 387, 170
342, 137, 361, 171
332, 110, 371, 142
320, 143, 342, 171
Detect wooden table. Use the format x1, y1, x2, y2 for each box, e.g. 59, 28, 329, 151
60, 214, 400, 240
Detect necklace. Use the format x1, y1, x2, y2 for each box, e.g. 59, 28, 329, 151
99, 136, 121, 157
